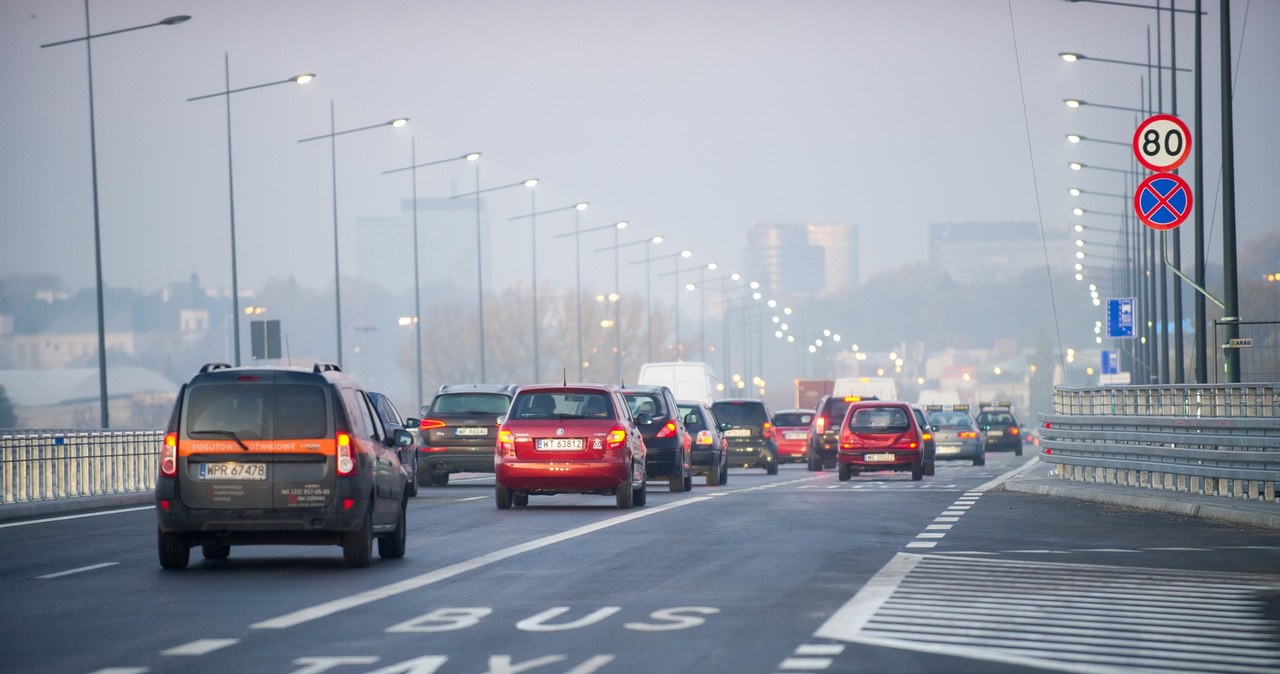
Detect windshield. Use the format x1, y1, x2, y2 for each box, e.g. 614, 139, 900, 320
928, 412, 974, 428
624, 392, 667, 419
430, 393, 512, 415
977, 412, 1016, 425
848, 406, 911, 434
773, 412, 813, 427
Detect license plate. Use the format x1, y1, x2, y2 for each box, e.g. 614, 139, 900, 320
783, 431, 807, 440
937, 445, 962, 455
724, 428, 751, 438
537, 438, 583, 451
988, 430, 1004, 437
455, 426, 489, 437
864, 453, 896, 462
199, 462, 266, 480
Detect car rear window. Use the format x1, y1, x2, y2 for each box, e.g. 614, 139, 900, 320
849, 406, 911, 433
977, 412, 1016, 425
678, 405, 708, 432
773, 412, 812, 427
431, 393, 511, 415
186, 383, 328, 440
823, 399, 851, 423
512, 391, 614, 419
928, 412, 973, 427
711, 401, 768, 427
624, 393, 667, 419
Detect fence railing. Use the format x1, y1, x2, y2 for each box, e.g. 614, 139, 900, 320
1, 430, 161, 504
1040, 385, 1280, 503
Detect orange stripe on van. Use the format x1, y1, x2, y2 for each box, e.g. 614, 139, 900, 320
182, 439, 335, 454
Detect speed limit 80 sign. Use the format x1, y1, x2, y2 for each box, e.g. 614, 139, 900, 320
1133, 114, 1191, 172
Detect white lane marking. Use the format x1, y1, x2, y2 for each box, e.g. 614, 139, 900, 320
778, 657, 832, 669
795, 644, 845, 656
253, 496, 714, 629
37, 562, 117, 579
925, 524, 953, 531
975, 457, 1040, 492
934, 517, 960, 523
915, 533, 946, 539
0, 506, 153, 529
162, 639, 239, 656
906, 542, 938, 549
815, 553, 923, 640
453, 496, 487, 502
87, 669, 149, 674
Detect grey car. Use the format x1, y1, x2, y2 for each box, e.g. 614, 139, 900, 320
926, 405, 986, 466
678, 400, 729, 486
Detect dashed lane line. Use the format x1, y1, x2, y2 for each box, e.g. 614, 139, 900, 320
36, 561, 117, 579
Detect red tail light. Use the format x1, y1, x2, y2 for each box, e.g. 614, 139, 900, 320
336, 431, 355, 476
607, 427, 627, 450
762, 422, 773, 439
420, 419, 447, 430
816, 416, 827, 434
696, 430, 714, 445
1009, 427, 1020, 436
160, 432, 178, 477
497, 428, 515, 456
958, 431, 977, 439
892, 436, 920, 450
921, 432, 932, 442
656, 421, 678, 439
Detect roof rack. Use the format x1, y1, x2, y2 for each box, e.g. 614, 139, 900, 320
199, 362, 233, 373
313, 363, 343, 374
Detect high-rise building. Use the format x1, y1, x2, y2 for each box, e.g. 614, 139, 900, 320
928, 221, 1071, 284
743, 222, 859, 296
357, 197, 490, 295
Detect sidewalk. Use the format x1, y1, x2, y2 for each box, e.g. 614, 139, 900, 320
998, 457, 1280, 531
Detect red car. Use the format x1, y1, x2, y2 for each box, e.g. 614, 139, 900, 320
771, 409, 814, 464
495, 385, 648, 509
837, 401, 929, 482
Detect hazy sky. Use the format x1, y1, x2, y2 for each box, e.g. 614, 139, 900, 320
2, 0, 1277, 301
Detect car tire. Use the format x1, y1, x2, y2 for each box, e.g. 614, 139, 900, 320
416, 464, 432, 488
683, 471, 693, 491
668, 474, 686, 493
706, 463, 721, 486
838, 463, 852, 482
911, 461, 924, 481
513, 491, 529, 507
807, 453, 822, 472
1015, 445, 1024, 457
924, 461, 936, 477
633, 477, 648, 507
973, 454, 986, 467
342, 509, 374, 568
495, 484, 513, 510
431, 472, 450, 487
616, 481, 634, 509
158, 531, 189, 570
405, 473, 418, 497
378, 501, 407, 559
201, 544, 230, 560
719, 462, 729, 485
766, 459, 778, 475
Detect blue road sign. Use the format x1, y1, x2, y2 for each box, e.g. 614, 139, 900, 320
1134, 173, 1193, 230
1102, 350, 1119, 375
1107, 298, 1135, 338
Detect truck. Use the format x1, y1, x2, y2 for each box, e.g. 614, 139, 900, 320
832, 376, 899, 401
795, 379, 835, 409
636, 361, 721, 405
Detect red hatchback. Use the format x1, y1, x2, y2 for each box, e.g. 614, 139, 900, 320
771, 409, 814, 464
495, 385, 648, 509
837, 401, 928, 482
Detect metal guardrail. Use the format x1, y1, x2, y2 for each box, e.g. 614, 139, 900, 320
0, 430, 160, 504
1039, 385, 1280, 504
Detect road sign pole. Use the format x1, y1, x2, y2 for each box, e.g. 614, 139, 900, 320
1219, 0, 1241, 383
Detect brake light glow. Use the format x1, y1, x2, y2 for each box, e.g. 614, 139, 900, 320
419, 419, 447, 430
607, 428, 627, 449
160, 432, 178, 477
842, 396, 862, 403
1010, 427, 1020, 436
921, 432, 932, 442
336, 432, 355, 476
816, 416, 827, 433
892, 435, 920, 450
958, 431, 977, 439
497, 428, 515, 455
696, 430, 714, 445
762, 422, 773, 439
656, 421, 678, 439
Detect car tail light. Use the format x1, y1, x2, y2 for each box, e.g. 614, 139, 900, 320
420, 419, 447, 430
160, 432, 178, 477
958, 431, 977, 439
607, 427, 627, 450
816, 416, 827, 434
1010, 427, 1020, 436
762, 422, 773, 439
921, 431, 932, 442
696, 430, 714, 445
336, 431, 355, 476
892, 436, 920, 450
497, 428, 515, 456
656, 421, 678, 439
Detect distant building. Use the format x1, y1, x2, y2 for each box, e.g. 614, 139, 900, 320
357, 197, 490, 295
928, 221, 1070, 284
744, 222, 859, 296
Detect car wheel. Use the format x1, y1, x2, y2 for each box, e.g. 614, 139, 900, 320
495, 484, 513, 510
706, 463, 721, 486
513, 491, 529, 507
633, 477, 648, 507
342, 509, 374, 568
416, 464, 431, 488
924, 461, 936, 477
807, 454, 820, 472
973, 454, 986, 467
766, 458, 778, 475
683, 472, 693, 492
616, 481, 634, 509
911, 461, 924, 481
378, 500, 407, 559
431, 472, 450, 487
201, 543, 230, 560
720, 461, 729, 485
158, 531, 189, 570
838, 463, 852, 482
668, 474, 686, 493
1015, 445, 1024, 457
405, 472, 418, 497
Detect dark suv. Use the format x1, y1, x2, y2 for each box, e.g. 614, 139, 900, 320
806, 395, 871, 471
417, 383, 519, 486
156, 362, 414, 569
976, 404, 1023, 455
711, 398, 778, 475
622, 385, 693, 492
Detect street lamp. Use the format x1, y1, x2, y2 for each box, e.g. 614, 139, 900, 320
554, 219, 626, 381
1065, 133, 1128, 147
449, 176, 538, 381
1062, 98, 1146, 114
382, 148, 480, 409
597, 234, 664, 368
1059, 51, 1191, 73
658, 261, 717, 362
298, 105, 408, 368
40, 8, 191, 428
510, 200, 588, 382
636, 249, 693, 360
188, 59, 313, 367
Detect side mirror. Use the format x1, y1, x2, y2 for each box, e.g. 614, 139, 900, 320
931, 425, 940, 433
980, 424, 990, 431
636, 413, 654, 426
394, 429, 415, 447
405, 417, 420, 429
684, 413, 698, 425
719, 422, 733, 432
496, 415, 507, 425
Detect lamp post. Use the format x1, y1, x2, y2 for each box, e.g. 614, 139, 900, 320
597, 234, 664, 370
509, 201, 589, 382
636, 249, 693, 360
554, 219, 626, 381
382, 148, 480, 408
298, 105, 408, 368
40, 7, 190, 429
188, 60, 313, 367
658, 261, 718, 362
449, 177, 539, 381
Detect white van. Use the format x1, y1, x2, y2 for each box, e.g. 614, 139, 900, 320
636, 362, 721, 405
916, 388, 962, 407
832, 376, 899, 401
